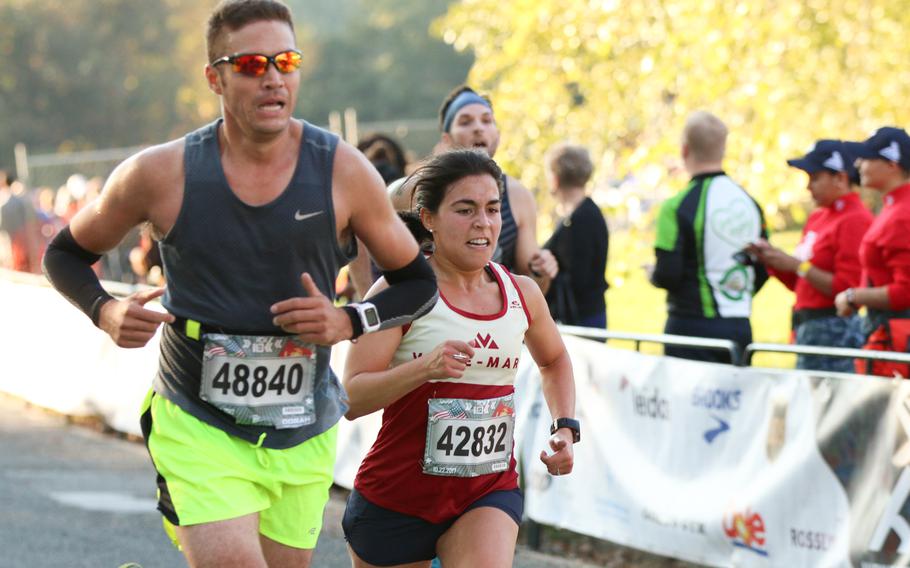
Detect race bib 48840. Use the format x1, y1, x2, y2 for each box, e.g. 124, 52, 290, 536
200, 334, 317, 429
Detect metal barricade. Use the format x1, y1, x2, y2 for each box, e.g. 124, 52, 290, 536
558, 325, 741, 363
559, 326, 910, 374
743, 342, 910, 370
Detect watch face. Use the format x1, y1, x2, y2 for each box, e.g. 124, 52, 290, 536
364, 307, 380, 326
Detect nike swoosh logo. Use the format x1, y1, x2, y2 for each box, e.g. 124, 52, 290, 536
294, 210, 324, 221
703, 415, 730, 443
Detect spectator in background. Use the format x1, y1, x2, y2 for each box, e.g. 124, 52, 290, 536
357, 132, 408, 183
34, 186, 66, 262
837, 127, 910, 377
0, 170, 41, 273
129, 225, 164, 286
53, 183, 78, 223
347, 133, 411, 300
748, 140, 872, 372
650, 111, 769, 363
101, 226, 141, 283
64, 174, 89, 216
35, 186, 64, 237
542, 143, 609, 328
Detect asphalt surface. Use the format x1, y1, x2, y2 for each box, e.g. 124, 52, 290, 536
0, 393, 596, 568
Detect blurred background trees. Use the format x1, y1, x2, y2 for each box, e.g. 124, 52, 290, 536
1, 1, 187, 159
4, 0, 910, 229
436, 0, 910, 229
0, 0, 470, 179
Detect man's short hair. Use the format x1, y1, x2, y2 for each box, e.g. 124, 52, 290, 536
206, 0, 294, 63
683, 111, 728, 163
438, 85, 493, 132
546, 143, 593, 188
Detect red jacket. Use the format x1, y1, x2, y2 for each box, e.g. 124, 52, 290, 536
772, 192, 872, 310
860, 183, 910, 311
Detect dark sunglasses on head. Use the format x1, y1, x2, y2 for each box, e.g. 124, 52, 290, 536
211, 49, 302, 77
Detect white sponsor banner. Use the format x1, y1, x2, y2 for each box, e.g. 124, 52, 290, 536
520, 335, 910, 567
329, 340, 385, 488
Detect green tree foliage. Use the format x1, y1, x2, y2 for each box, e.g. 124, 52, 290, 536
1, 0, 468, 172
437, 0, 910, 227
295, 0, 472, 123
0, 0, 188, 161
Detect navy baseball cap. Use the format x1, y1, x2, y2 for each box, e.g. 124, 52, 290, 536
844, 126, 910, 171
787, 139, 856, 179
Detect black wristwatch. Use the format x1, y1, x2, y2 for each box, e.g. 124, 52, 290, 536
550, 417, 581, 443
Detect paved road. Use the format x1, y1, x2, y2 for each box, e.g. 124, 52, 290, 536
0, 394, 595, 568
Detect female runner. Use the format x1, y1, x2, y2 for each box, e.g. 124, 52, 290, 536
341, 149, 577, 567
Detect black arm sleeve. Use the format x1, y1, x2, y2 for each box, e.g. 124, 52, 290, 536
650, 248, 684, 291
343, 252, 438, 338
42, 226, 114, 326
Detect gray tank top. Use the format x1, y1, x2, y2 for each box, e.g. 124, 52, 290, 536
495, 175, 518, 271
153, 119, 355, 449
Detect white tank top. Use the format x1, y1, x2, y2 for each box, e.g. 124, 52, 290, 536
391, 262, 531, 385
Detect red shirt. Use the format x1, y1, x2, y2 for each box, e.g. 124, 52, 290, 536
859, 183, 910, 311
772, 192, 872, 310
355, 382, 518, 523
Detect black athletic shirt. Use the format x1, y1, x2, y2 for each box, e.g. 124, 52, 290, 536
494, 176, 518, 271
154, 119, 355, 449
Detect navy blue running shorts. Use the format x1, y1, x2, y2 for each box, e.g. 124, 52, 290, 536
341, 487, 523, 566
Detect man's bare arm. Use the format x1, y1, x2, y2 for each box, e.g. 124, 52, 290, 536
507, 176, 557, 292
336, 143, 420, 271
43, 143, 182, 344
347, 239, 374, 301
70, 141, 184, 253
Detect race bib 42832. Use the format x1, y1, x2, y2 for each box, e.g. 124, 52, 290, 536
423, 395, 515, 477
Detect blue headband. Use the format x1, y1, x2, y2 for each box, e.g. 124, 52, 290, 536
442, 91, 492, 133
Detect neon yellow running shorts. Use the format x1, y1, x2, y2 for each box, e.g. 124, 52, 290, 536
140, 390, 337, 549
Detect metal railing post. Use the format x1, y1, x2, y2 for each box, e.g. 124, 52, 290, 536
557, 325, 741, 363
742, 343, 910, 372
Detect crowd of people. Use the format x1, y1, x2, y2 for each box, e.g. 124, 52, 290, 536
0, 171, 162, 285
0, 172, 88, 275
7, 0, 910, 565
645, 111, 910, 376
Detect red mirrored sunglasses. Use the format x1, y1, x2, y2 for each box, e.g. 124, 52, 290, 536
211, 49, 302, 77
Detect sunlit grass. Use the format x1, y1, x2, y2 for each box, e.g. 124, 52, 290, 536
605, 229, 802, 368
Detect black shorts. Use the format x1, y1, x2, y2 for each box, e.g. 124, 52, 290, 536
341, 487, 523, 566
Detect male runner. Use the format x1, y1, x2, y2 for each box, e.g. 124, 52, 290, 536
42, 1, 437, 566
350, 86, 558, 297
